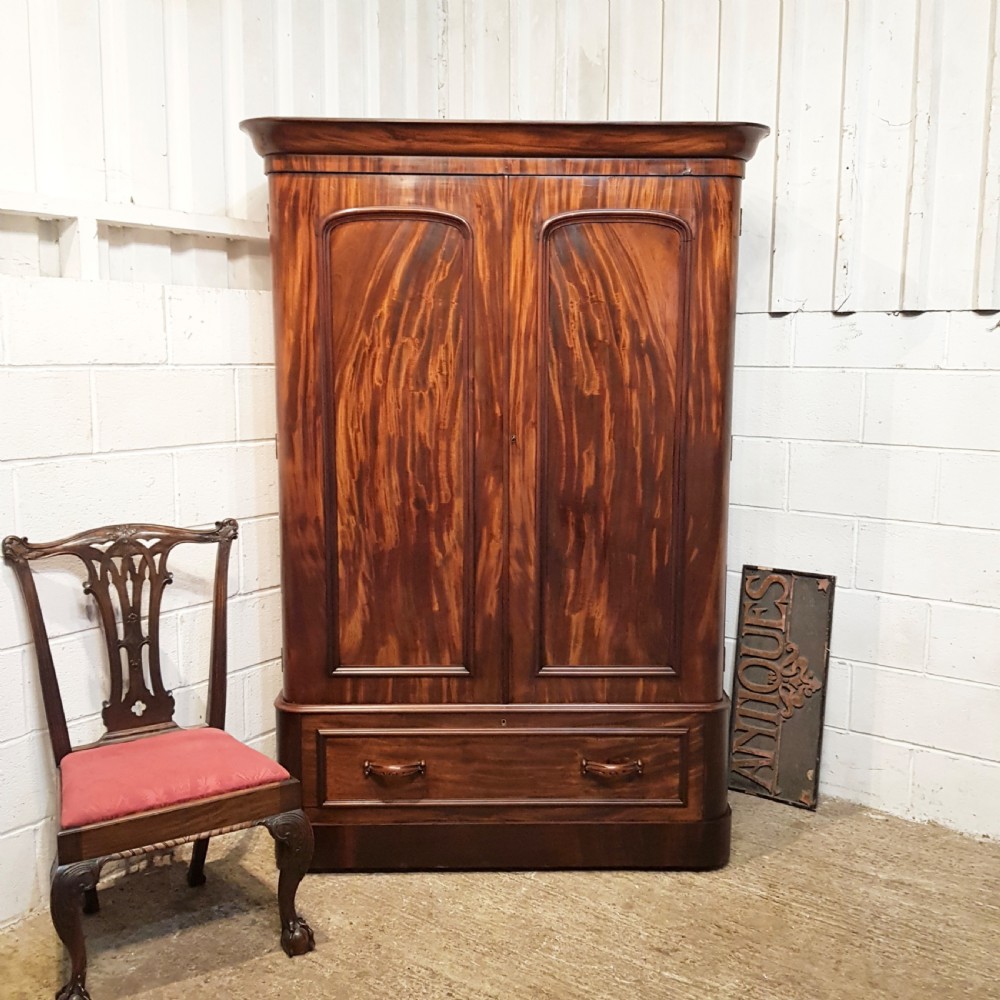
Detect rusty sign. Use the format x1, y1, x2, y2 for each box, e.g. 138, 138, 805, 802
729, 565, 835, 810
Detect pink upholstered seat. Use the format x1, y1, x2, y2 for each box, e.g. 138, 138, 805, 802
60, 727, 290, 829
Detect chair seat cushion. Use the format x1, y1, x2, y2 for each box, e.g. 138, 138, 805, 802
60, 727, 291, 829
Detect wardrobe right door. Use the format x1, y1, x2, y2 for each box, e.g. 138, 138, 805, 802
506, 174, 739, 707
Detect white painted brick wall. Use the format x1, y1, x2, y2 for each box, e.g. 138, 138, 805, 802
174, 443, 279, 525
926, 603, 1000, 686
1, 370, 93, 458
236, 367, 277, 441
830, 590, 928, 671
793, 311, 946, 368
0, 275, 281, 929
788, 443, 937, 522
850, 664, 1000, 761
93, 368, 237, 451
863, 371, 1000, 450
0, 827, 40, 925
729, 438, 787, 508
4, 284, 1000, 933
239, 516, 281, 592
817, 729, 914, 815
728, 309, 1000, 848
856, 521, 1000, 607
822, 660, 851, 731
943, 312, 1000, 369
166, 287, 274, 365
1, 277, 166, 365
0, 648, 30, 744
732, 368, 864, 440
13, 452, 176, 538
938, 452, 1000, 530
727, 507, 857, 582
911, 752, 1000, 839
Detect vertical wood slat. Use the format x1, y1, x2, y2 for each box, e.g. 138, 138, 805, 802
442, 0, 467, 117
903, 0, 995, 311
0, 218, 45, 278
273, 0, 294, 112
608, 0, 663, 120
0, 0, 37, 193
770, 0, 848, 313
229, 0, 277, 221
412, 0, 447, 117
375, 0, 407, 117
99, 0, 171, 283
163, 0, 229, 285
976, 2, 1000, 308
99, 0, 170, 209
555, 0, 610, 120
0, 0, 41, 276
717, 0, 780, 315
25, 0, 104, 201
375, 0, 444, 118
661, 0, 720, 120
510, 0, 558, 119
464, 0, 511, 118
55, 0, 107, 202
834, 0, 919, 313
322, 0, 370, 116
184, 1, 227, 217
286, 0, 325, 116
163, 0, 193, 212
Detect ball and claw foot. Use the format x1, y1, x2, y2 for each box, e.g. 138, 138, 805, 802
56, 976, 92, 1000
281, 916, 315, 958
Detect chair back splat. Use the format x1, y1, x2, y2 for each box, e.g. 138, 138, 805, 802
2, 520, 237, 764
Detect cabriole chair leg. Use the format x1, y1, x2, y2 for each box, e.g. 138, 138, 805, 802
51, 860, 101, 1000
260, 809, 315, 957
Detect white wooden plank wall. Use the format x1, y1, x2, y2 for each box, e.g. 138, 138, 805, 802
1, 0, 998, 311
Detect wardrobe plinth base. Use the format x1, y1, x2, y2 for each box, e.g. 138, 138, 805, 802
307, 811, 731, 871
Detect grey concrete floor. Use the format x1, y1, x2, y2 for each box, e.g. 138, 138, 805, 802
2, 795, 998, 999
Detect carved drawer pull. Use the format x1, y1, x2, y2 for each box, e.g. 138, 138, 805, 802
580, 758, 644, 778
363, 759, 427, 780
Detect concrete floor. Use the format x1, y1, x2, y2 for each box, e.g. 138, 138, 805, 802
2, 795, 998, 999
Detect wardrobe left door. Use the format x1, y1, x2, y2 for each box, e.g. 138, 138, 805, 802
269, 171, 507, 706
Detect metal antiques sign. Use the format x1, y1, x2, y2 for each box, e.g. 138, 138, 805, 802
729, 566, 835, 810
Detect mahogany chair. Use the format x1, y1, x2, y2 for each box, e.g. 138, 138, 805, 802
2, 520, 315, 1000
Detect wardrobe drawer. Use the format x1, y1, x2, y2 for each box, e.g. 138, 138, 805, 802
317, 728, 687, 806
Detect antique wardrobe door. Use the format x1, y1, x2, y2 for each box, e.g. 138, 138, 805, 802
507, 175, 738, 705
269, 173, 506, 705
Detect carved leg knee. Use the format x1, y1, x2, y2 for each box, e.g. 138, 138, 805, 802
259, 810, 315, 957
82, 888, 99, 915
51, 860, 101, 1000
187, 838, 210, 888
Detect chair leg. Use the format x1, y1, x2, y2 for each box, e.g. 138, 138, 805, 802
82, 888, 99, 915
51, 860, 101, 1000
259, 809, 316, 958
187, 837, 210, 887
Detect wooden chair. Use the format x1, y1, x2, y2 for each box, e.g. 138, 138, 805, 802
2, 520, 315, 1000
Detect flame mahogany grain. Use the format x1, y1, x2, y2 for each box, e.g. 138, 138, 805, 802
243, 118, 768, 870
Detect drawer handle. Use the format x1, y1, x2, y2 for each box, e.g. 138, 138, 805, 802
363, 759, 427, 780
581, 758, 644, 779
